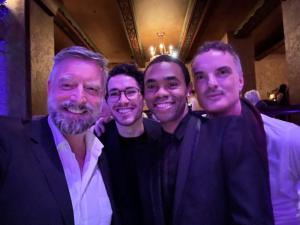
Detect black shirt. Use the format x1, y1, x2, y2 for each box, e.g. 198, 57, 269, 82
101, 122, 145, 225
100, 119, 162, 225
161, 113, 191, 225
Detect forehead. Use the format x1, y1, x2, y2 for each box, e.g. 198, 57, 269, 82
145, 62, 184, 82
107, 74, 139, 90
192, 50, 236, 71
53, 58, 103, 82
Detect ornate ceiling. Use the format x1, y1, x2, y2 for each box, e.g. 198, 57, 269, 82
54, 0, 283, 67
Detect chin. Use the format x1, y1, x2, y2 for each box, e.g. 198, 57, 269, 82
117, 118, 137, 126
156, 114, 173, 123
205, 105, 223, 114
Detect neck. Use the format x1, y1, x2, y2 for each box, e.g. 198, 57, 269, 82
116, 117, 144, 138
65, 132, 86, 171
209, 101, 242, 118
161, 106, 189, 134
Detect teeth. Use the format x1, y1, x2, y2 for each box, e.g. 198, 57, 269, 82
155, 103, 172, 109
117, 108, 132, 114
67, 108, 86, 114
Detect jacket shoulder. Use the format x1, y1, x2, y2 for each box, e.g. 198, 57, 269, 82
143, 118, 161, 131
0, 116, 27, 134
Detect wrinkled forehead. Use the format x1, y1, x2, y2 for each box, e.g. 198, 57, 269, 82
50, 58, 104, 81
145, 62, 184, 82
192, 50, 236, 71
107, 74, 139, 90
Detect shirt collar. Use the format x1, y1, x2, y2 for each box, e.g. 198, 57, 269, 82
162, 112, 192, 142
48, 116, 103, 158
48, 115, 67, 149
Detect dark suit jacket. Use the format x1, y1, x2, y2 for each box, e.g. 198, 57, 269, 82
241, 98, 269, 170
144, 113, 274, 225
0, 116, 120, 225
100, 118, 162, 225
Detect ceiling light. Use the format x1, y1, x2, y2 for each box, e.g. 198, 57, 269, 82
149, 32, 177, 60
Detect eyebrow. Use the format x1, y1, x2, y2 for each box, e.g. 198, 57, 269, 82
145, 79, 157, 83
57, 76, 73, 82
194, 71, 205, 75
165, 76, 179, 81
216, 66, 232, 71
108, 86, 137, 91
145, 75, 179, 83
85, 83, 101, 90
107, 89, 119, 93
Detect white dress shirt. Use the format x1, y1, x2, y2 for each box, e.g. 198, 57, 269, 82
48, 116, 112, 225
262, 114, 300, 225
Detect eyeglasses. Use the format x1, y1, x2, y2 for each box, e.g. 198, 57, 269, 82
107, 87, 140, 102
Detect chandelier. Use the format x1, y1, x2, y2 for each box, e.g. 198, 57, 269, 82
149, 32, 178, 60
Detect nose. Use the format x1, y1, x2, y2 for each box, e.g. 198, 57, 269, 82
71, 86, 87, 104
119, 91, 129, 103
156, 86, 169, 98
207, 74, 218, 88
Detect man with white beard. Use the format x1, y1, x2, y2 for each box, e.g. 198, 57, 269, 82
0, 46, 120, 225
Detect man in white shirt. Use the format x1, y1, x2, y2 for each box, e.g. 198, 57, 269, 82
244, 89, 300, 225
191, 40, 300, 225
262, 114, 300, 225
0, 46, 119, 225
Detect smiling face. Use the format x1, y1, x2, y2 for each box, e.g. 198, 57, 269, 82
106, 74, 144, 126
48, 58, 104, 135
192, 50, 244, 117
144, 62, 190, 132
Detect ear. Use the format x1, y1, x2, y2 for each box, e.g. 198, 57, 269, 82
238, 74, 244, 92
186, 83, 193, 97
47, 80, 51, 94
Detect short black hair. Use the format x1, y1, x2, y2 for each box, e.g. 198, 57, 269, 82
144, 55, 191, 86
106, 64, 144, 97
192, 41, 243, 77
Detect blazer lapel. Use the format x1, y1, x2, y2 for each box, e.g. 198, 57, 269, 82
98, 122, 122, 225
25, 116, 74, 225
149, 155, 165, 225
98, 151, 121, 225
99, 121, 120, 207
173, 116, 201, 221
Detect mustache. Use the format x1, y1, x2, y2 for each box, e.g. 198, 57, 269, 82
204, 89, 223, 96
61, 101, 94, 113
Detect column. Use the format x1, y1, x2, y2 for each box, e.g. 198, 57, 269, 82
226, 32, 256, 94
282, 0, 300, 105
0, 0, 29, 117
0, 0, 59, 117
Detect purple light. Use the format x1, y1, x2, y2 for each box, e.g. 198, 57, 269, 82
0, 0, 9, 115
0, 0, 8, 26
0, 39, 8, 115
0, 4, 8, 20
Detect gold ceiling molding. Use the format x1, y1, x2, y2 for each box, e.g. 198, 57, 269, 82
117, 0, 145, 67
234, 0, 281, 38
54, 6, 99, 52
178, 0, 210, 61
35, 0, 99, 53
34, 0, 62, 16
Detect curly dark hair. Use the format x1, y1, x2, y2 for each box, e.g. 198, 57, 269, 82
106, 64, 144, 97
192, 41, 243, 77
144, 55, 191, 87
